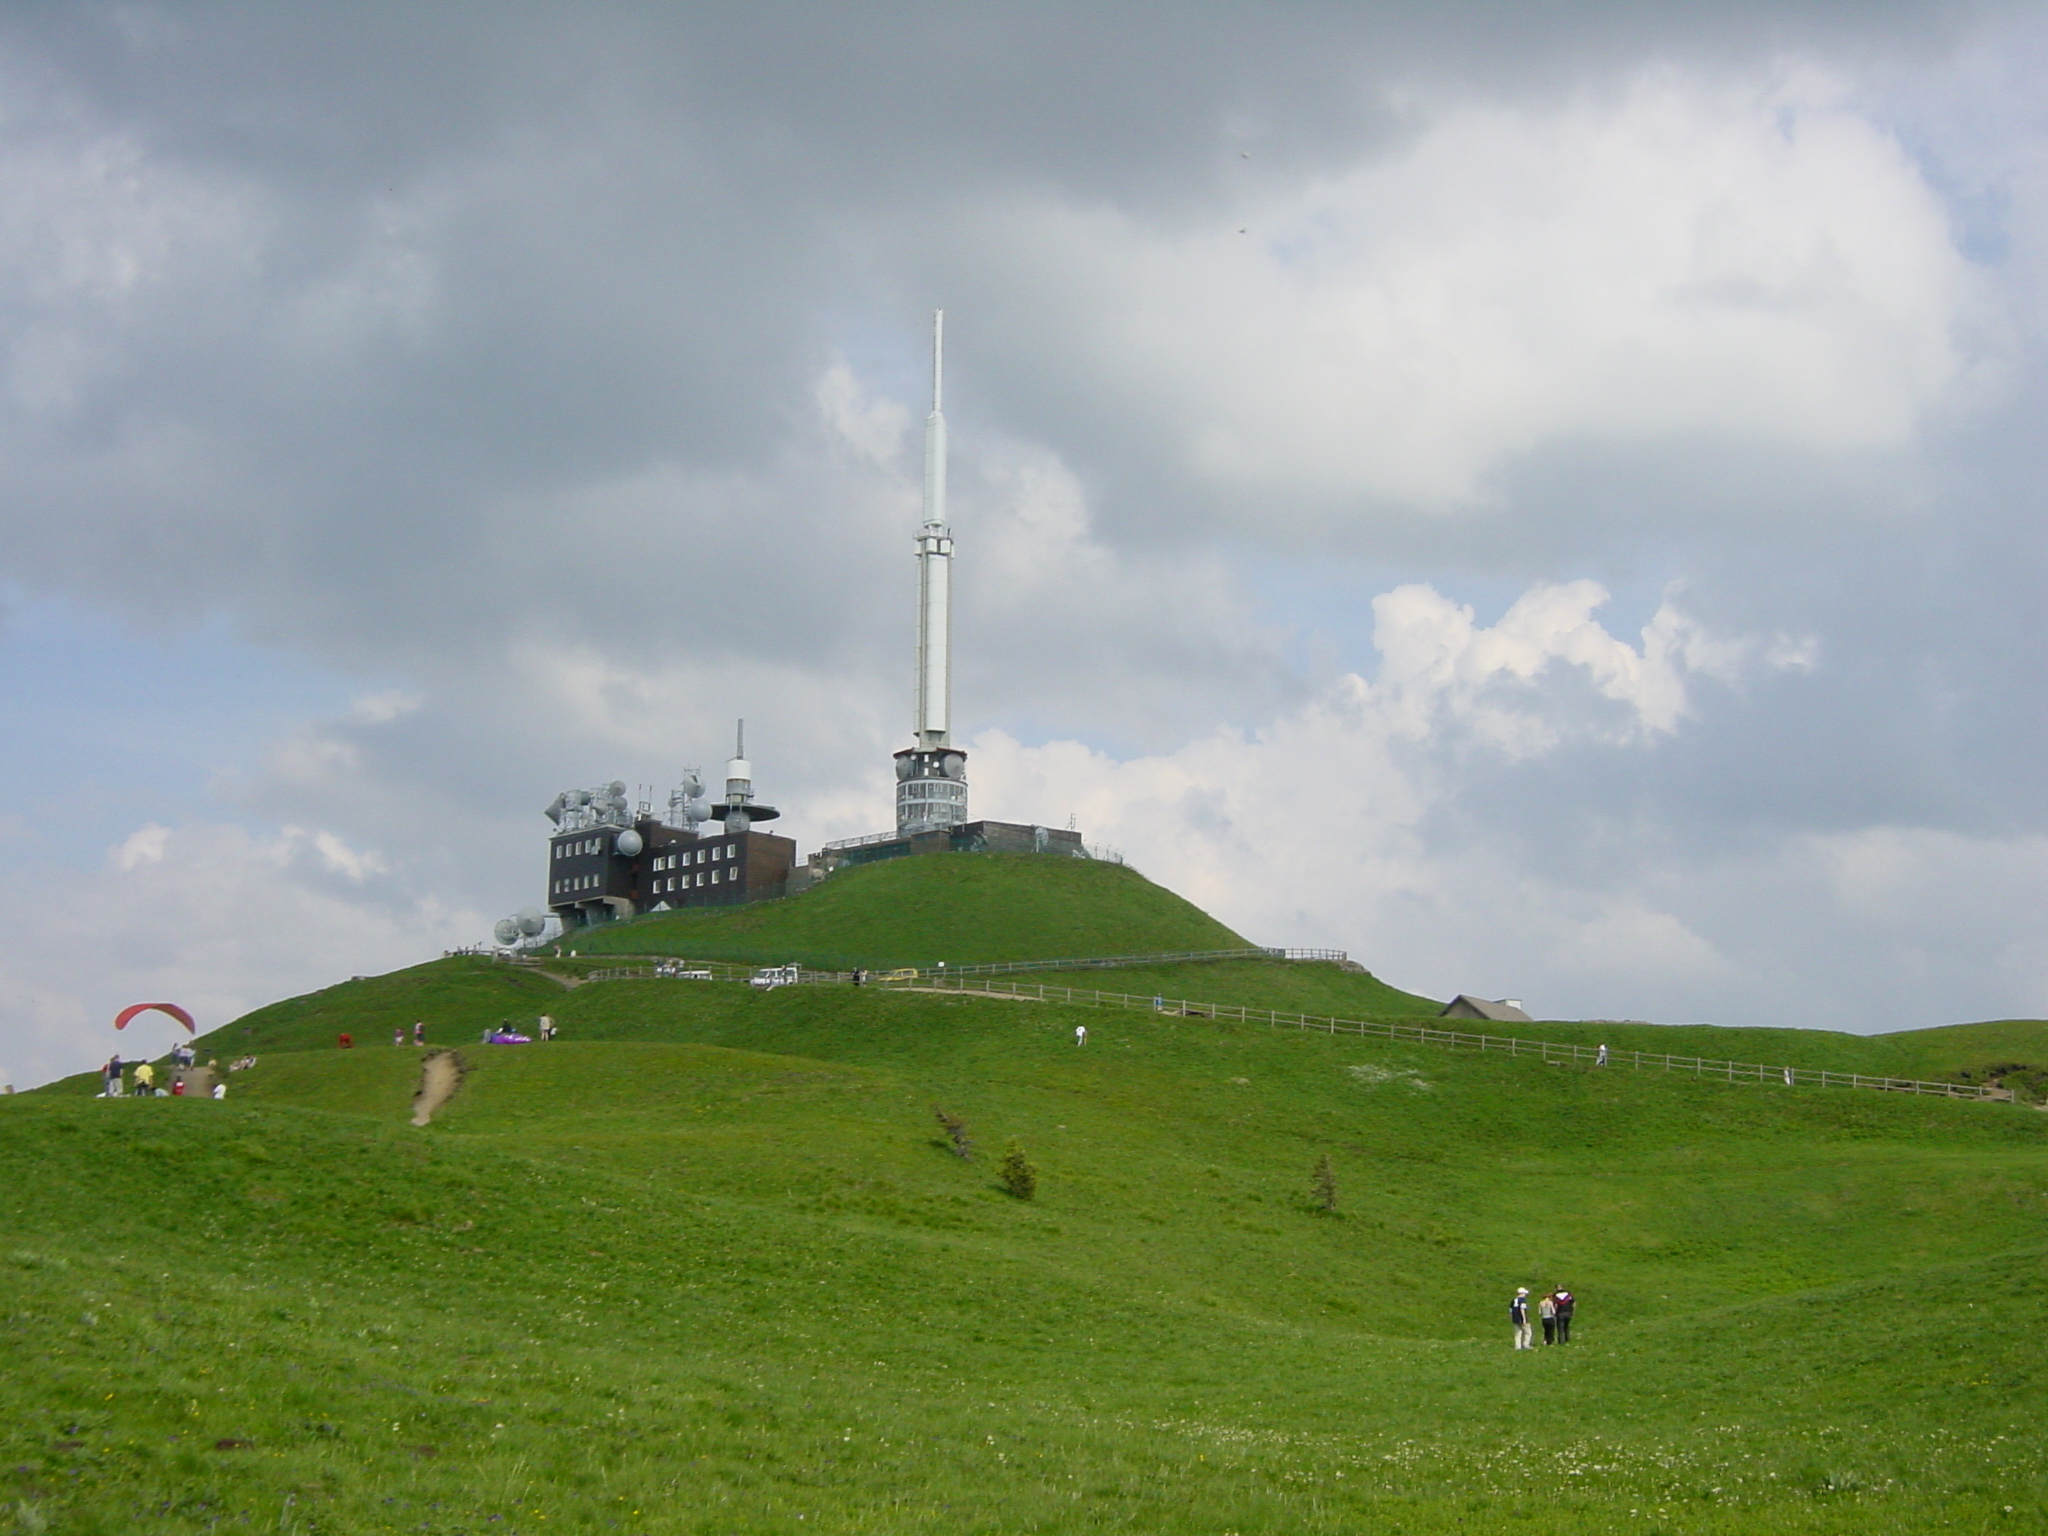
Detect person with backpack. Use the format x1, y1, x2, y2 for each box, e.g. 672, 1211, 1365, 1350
1553, 1288, 1576, 1344
1538, 1290, 1557, 1345
1510, 1288, 1533, 1349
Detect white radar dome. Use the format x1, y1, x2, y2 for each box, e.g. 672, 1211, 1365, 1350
493, 918, 521, 946
615, 829, 644, 857
515, 907, 546, 937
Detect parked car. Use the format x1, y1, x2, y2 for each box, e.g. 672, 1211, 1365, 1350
749, 964, 803, 990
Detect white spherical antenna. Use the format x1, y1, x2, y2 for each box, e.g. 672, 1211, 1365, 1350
515, 907, 546, 937
681, 772, 704, 798
494, 918, 521, 946
615, 829, 644, 857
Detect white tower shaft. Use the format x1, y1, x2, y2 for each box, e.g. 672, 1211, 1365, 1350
895, 309, 969, 838
915, 310, 952, 749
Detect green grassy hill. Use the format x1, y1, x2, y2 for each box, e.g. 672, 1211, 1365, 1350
559, 853, 1254, 968
7, 857, 2048, 1533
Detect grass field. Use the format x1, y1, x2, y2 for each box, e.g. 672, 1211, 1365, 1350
6, 857, 2048, 1533
555, 854, 1254, 969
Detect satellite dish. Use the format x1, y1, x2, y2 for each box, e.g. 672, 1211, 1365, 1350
515, 907, 546, 937
681, 773, 704, 799
608, 781, 627, 798
940, 752, 967, 780
615, 829, 644, 857
493, 918, 521, 946
895, 755, 914, 781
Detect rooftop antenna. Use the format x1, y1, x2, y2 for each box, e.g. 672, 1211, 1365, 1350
722, 716, 779, 834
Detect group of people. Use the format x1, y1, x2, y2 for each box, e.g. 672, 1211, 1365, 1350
479, 1015, 556, 1044
1509, 1286, 1576, 1347
99, 1052, 227, 1099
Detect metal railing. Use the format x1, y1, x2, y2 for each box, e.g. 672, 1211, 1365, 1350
889, 976, 2017, 1106
820, 829, 905, 852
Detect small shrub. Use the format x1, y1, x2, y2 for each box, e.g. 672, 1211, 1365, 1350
1310, 1154, 1337, 1213
998, 1141, 1037, 1200
933, 1107, 973, 1159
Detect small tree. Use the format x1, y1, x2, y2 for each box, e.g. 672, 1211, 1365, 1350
934, 1106, 973, 1159
999, 1141, 1037, 1200
1310, 1153, 1338, 1213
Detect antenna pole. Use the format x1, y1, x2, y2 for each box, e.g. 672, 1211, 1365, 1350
915, 310, 951, 748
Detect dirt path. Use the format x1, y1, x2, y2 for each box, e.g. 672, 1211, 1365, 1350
410, 1050, 466, 1126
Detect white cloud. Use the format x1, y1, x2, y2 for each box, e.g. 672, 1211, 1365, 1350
112, 823, 171, 870
816, 356, 912, 467
954, 65, 1985, 511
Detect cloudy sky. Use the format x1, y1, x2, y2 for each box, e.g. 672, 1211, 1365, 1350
2, 1, 2045, 1087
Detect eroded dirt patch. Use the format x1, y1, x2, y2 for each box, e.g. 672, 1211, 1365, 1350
410, 1050, 466, 1126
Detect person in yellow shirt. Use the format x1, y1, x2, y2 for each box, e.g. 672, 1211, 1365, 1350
133, 1061, 157, 1097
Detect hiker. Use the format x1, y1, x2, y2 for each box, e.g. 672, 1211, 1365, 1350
338, 1034, 352, 1049
538, 1015, 556, 1041
212, 1082, 227, 1099
171, 1076, 187, 1097
102, 1055, 123, 1097
133, 1061, 156, 1097
1553, 1288, 1575, 1344
1538, 1291, 1557, 1345
1511, 1288, 1533, 1349
1784, 1066, 1794, 1087
852, 968, 864, 987
1596, 1044, 1608, 1067
414, 1021, 425, 1047
393, 1026, 405, 1047
1076, 1025, 1087, 1046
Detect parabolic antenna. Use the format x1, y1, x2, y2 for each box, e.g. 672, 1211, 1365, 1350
615, 829, 644, 858
515, 908, 546, 937
494, 918, 521, 946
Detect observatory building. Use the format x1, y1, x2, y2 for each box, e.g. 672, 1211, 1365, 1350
536, 723, 796, 931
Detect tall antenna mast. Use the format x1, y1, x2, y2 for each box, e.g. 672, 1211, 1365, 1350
895, 308, 969, 837
915, 309, 951, 750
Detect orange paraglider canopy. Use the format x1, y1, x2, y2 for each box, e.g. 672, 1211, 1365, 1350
114, 1002, 197, 1035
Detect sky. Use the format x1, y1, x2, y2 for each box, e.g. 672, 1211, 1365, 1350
2, 1, 2046, 1088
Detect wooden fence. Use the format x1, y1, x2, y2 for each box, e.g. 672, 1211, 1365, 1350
893, 976, 2018, 1105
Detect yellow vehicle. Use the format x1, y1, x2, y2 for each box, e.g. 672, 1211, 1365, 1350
873, 967, 920, 984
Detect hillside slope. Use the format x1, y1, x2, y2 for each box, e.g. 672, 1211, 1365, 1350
9, 975, 2047, 1532
561, 852, 1254, 967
